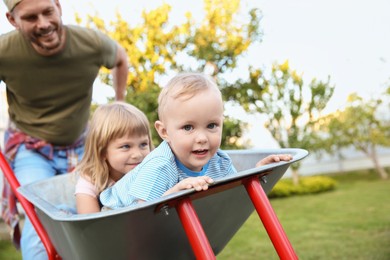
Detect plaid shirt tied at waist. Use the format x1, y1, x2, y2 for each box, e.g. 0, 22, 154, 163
1, 127, 85, 248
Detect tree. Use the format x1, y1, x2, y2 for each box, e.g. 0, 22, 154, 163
78, 0, 263, 149
317, 92, 390, 179
77, 4, 187, 145
180, 0, 262, 76
222, 60, 335, 184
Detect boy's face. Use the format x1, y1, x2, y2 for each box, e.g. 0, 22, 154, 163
156, 88, 224, 172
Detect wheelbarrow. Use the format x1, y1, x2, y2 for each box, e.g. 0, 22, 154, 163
1, 148, 308, 259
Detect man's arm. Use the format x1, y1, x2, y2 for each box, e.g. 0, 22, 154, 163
112, 43, 128, 101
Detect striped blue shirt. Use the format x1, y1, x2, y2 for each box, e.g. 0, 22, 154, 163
100, 141, 237, 209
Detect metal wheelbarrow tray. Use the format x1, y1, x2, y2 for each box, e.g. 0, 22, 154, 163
4, 148, 308, 259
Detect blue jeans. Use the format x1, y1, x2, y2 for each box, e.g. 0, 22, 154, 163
13, 144, 84, 260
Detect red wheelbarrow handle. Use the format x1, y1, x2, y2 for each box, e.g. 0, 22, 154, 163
0, 151, 61, 260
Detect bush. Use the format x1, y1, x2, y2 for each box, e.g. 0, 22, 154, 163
268, 175, 337, 198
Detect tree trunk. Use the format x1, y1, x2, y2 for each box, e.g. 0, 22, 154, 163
370, 148, 388, 180
337, 152, 345, 173
292, 168, 300, 185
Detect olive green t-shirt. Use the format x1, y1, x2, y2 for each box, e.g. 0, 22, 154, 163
0, 25, 117, 145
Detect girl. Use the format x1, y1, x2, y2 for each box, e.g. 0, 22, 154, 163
75, 101, 153, 214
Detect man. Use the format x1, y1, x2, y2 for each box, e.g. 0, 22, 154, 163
0, 0, 128, 259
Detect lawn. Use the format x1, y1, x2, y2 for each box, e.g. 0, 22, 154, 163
0, 170, 389, 259
0, 239, 20, 260
218, 170, 390, 259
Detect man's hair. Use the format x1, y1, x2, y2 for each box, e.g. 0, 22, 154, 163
157, 72, 221, 121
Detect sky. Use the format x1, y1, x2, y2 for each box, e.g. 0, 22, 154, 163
1, 0, 390, 147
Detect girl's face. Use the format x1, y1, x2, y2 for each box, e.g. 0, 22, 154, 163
104, 134, 151, 181
156, 88, 224, 172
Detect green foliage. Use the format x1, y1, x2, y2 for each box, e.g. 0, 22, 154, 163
184, 0, 262, 75
222, 60, 334, 182
319, 93, 390, 153
316, 91, 390, 179
125, 85, 161, 146
223, 60, 334, 150
221, 116, 247, 149
268, 176, 337, 198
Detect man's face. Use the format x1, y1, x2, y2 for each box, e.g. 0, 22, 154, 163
7, 0, 65, 56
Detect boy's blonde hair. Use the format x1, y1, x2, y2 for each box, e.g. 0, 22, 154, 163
157, 72, 221, 121
76, 101, 152, 193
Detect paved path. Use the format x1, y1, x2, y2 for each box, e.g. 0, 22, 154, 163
0, 220, 11, 240
0, 218, 24, 241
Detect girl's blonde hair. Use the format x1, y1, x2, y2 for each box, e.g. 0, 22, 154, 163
75, 101, 153, 193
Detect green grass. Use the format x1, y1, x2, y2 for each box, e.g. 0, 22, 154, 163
218, 170, 390, 259
0, 240, 21, 260
1, 170, 389, 260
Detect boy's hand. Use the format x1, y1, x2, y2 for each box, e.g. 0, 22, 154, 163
163, 176, 214, 196
255, 154, 292, 167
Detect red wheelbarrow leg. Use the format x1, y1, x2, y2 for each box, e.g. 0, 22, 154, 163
244, 176, 298, 260
176, 198, 216, 260
0, 152, 61, 260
